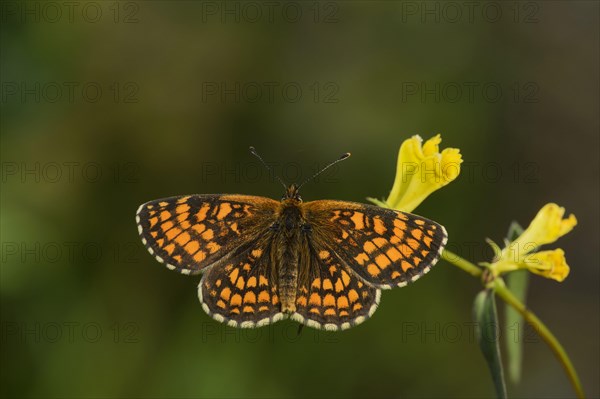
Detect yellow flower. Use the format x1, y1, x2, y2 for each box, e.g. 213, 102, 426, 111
491, 203, 577, 282
368, 134, 463, 212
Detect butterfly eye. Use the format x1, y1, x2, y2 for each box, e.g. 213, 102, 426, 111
270, 222, 280, 231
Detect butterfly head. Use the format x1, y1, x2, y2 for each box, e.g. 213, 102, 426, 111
282, 184, 302, 202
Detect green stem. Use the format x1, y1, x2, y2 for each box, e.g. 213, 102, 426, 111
493, 279, 585, 399
441, 249, 483, 277
441, 248, 584, 398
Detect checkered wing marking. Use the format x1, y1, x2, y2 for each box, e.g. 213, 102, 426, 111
292, 244, 380, 331
303, 200, 448, 288
198, 237, 285, 328
136, 194, 279, 275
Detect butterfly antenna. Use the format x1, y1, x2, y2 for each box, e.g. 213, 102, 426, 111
249, 146, 287, 190
297, 152, 351, 190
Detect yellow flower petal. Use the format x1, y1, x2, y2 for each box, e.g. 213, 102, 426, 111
422, 134, 441, 157
491, 203, 576, 282
377, 134, 463, 212
504, 203, 577, 259
524, 249, 570, 282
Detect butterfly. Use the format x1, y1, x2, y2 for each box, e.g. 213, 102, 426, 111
136, 148, 447, 331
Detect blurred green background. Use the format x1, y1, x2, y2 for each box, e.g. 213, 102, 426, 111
1, 1, 598, 398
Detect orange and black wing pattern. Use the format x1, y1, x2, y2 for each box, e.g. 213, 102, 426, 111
292, 243, 380, 331
136, 194, 279, 275
198, 236, 285, 328
303, 200, 448, 289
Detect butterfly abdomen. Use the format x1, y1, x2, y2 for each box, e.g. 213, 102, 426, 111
274, 202, 305, 313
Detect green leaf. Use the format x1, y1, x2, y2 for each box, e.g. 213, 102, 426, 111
474, 289, 507, 399
505, 271, 529, 384
506, 221, 524, 242
366, 197, 388, 208
504, 221, 528, 385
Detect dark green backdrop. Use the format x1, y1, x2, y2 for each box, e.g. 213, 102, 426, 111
1, 1, 598, 398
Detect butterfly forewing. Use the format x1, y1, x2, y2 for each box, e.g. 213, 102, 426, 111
136, 194, 279, 275
302, 200, 448, 289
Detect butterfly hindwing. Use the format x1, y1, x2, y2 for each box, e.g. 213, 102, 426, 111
136, 194, 279, 275
198, 237, 285, 328
292, 241, 380, 331
302, 200, 448, 288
